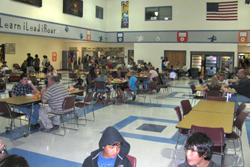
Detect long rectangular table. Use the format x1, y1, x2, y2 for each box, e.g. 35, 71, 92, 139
176, 100, 235, 134
192, 100, 235, 114
176, 110, 234, 134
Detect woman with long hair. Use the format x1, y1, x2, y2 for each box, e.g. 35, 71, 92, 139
201, 76, 226, 97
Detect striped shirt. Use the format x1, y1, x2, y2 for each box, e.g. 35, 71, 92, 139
43, 83, 69, 113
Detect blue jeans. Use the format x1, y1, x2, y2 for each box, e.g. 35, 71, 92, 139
230, 94, 250, 112
143, 79, 151, 90
16, 103, 40, 125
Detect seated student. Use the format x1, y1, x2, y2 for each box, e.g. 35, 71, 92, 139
73, 65, 83, 86
137, 65, 147, 74
178, 132, 220, 167
0, 140, 8, 160
201, 76, 226, 97
46, 65, 57, 76
21, 60, 28, 74
143, 66, 159, 90
198, 74, 208, 85
95, 68, 112, 104
82, 126, 132, 167
0, 154, 30, 167
218, 73, 228, 85
117, 70, 137, 103
112, 67, 125, 79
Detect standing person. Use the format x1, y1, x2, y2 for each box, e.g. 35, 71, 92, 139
82, 126, 132, 167
164, 57, 169, 69
72, 52, 77, 69
178, 132, 220, 167
162, 59, 166, 71
26, 53, 34, 74
224, 69, 250, 112
42, 55, 50, 74
39, 76, 69, 132
68, 55, 72, 72
34, 54, 40, 74
11, 73, 40, 130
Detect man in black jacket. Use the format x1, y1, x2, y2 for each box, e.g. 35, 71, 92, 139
82, 126, 132, 167
224, 69, 250, 112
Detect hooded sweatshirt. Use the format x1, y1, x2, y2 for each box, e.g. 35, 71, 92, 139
82, 126, 132, 167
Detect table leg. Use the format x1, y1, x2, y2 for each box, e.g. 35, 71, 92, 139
27, 103, 33, 135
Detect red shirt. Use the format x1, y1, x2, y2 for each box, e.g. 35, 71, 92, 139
68, 58, 71, 64
107, 63, 114, 69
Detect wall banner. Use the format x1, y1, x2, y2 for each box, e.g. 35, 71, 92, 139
121, 1, 129, 28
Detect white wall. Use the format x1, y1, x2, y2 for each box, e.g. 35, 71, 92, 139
134, 43, 238, 70
238, 46, 250, 53
106, 0, 250, 31
0, 0, 107, 31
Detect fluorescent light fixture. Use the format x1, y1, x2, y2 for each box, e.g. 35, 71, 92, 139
239, 53, 245, 55
164, 17, 169, 20
154, 11, 158, 16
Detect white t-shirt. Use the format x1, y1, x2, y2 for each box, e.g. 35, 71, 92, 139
182, 66, 188, 72
149, 70, 158, 81
1, 67, 9, 73
164, 61, 169, 67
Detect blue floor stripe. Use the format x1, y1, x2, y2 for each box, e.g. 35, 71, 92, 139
8, 148, 82, 167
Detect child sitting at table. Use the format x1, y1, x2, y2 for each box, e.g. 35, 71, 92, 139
95, 68, 112, 104
201, 76, 226, 97
198, 74, 207, 85
117, 70, 137, 103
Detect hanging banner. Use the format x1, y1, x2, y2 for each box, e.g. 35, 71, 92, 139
121, 1, 129, 28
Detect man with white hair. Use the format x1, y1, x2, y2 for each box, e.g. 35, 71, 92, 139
39, 76, 69, 132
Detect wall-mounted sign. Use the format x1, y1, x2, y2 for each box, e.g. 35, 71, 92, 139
52, 52, 57, 62
117, 32, 124, 42
177, 31, 188, 42
5, 43, 15, 54
86, 30, 91, 41
239, 31, 248, 43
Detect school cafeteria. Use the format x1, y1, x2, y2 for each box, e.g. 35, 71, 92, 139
0, 0, 250, 167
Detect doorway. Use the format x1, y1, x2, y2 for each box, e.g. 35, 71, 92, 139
164, 51, 186, 68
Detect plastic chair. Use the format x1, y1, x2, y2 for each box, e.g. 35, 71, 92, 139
173, 106, 189, 159
190, 125, 226, 165
75, 91, 95, 124
0, 101, 27, 140
190, 84, 203, 106
126, 155, 136, 167
69, 73, 78, 83
73, 85, 85, 102
235, 103, 246, 117
95, 81, 110, 104
226, 111, 248, 166
0, 79, 6, 98
50, 96, 78, 136
153, 76, 171, 96
57, 73, 62, 82
180, 100, 192, 117
138, 81, 158, 104
206, 90, 222, 98
206, 96, 226, 101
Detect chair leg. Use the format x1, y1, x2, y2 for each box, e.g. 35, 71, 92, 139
239, 138, 245, 166
9, 119, 13, 140
173, 132, 181, 159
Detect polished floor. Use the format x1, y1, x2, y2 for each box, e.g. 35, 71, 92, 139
0, 73, 249, 167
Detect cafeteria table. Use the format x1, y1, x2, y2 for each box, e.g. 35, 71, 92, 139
111, 79, 128, 104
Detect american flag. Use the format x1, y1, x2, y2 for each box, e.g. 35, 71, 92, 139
206, 1, 238, 21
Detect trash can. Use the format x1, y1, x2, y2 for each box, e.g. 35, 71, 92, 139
191, 68, 199, 79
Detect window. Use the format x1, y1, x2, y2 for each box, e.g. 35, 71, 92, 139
145, 6, 172, 21
96, 6, 103, 19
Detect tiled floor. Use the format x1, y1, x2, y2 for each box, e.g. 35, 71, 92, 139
0, 72, 249, 167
